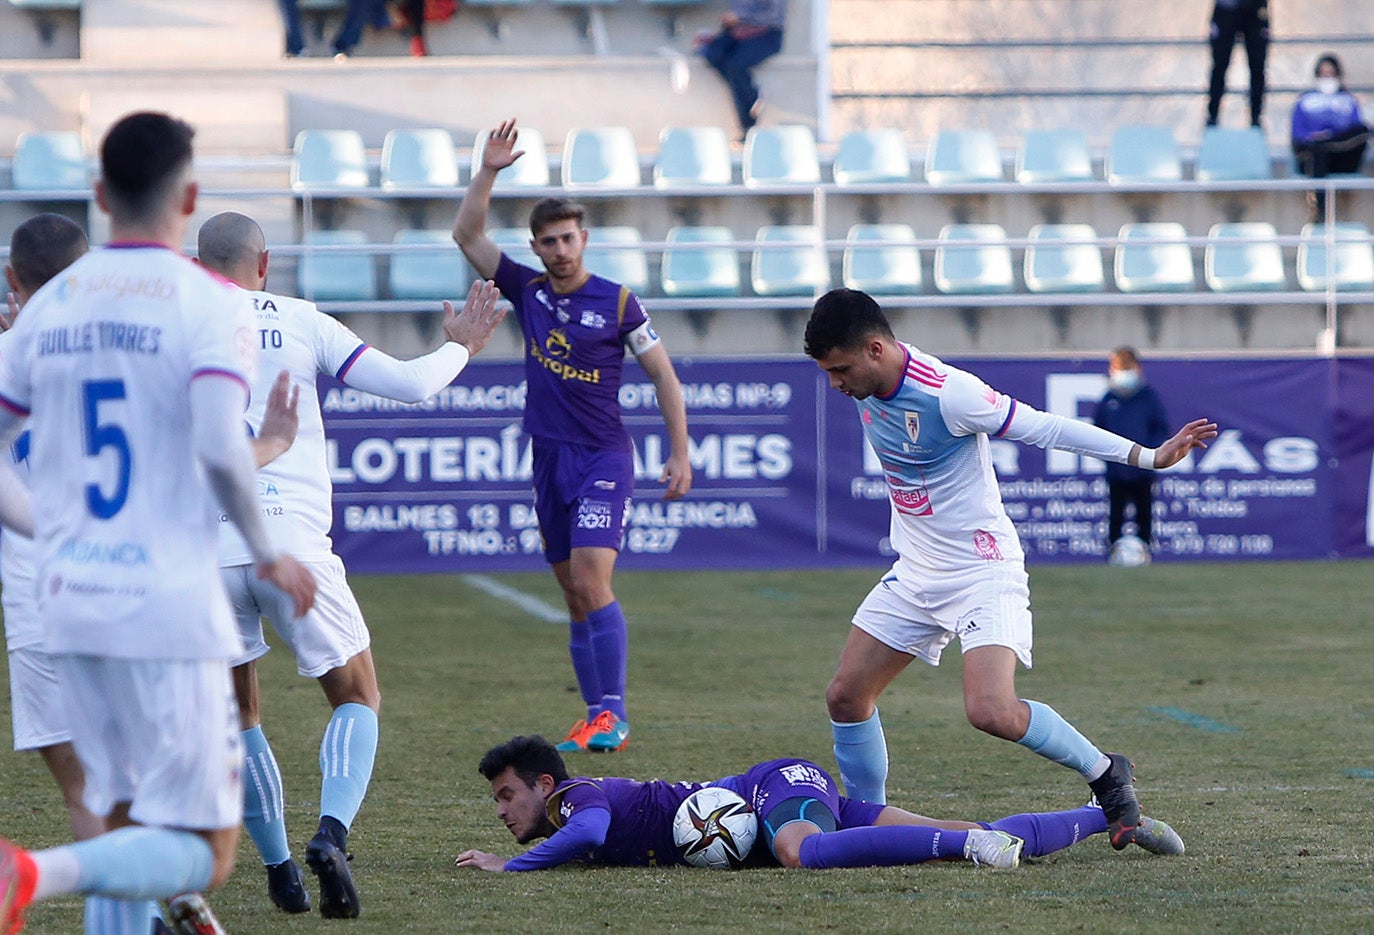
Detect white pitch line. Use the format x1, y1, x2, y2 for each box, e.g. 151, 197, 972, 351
461, 574, 566, 624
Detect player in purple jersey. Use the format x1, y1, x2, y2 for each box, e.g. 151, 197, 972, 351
454, 736, 1183, 872
453, 118, 693, 754
804, 289, 1216, 851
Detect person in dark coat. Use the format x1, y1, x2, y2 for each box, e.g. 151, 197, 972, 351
1093, 348, 1170, 548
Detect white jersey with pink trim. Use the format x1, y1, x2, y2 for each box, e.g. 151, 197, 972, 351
0, 329, 39, 650
854, 343, 1026, 572
216, 289, 367, 567
0, 245, 255, 659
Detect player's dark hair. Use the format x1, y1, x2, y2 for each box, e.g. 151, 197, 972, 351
99, 111, 195, 223
804, 288, 895, 359
7, 213, 88, 293
528, 198, 586, 237
478, 735, 569, 787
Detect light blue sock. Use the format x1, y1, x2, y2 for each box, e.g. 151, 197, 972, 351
242, 725, 291, 866
319, 702, 379, 830
66, 827, 213, 899
84, 895, 160, 935
831, 708, 889, 805
1017, 699, 1105, 777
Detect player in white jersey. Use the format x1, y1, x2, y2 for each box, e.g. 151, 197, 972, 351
2, 214, 102, 849
195, 210, 504, 919
0, 111, 317, 935
804, 289, 1217, 850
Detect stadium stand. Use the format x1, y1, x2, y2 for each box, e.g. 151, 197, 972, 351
743, 125, 821, 187
298, 229, 378, 302
563, 126, 642, 189
12, 130, 86, 191
925, 129, 1002, 185
1205, 222, 1287, 292
1297, 223, 1374, 292
1115, 222, 1196, 293
1015, 129, 1095, 184
832, 129, 911, 185
474, 126, 552, 189
388, 229, 471, 301
585, 225, 651, 292
934, 224, 1014, 294
1107, 126, 1183, 184
841, 223, 922, 295
660, 225, 740, 298
752, 225, 829, 296
1024, 224, 1105, 294
654, 126, 733, 188
380, 129, 461, 190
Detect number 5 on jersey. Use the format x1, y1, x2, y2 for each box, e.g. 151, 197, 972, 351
82, 378, 131, 519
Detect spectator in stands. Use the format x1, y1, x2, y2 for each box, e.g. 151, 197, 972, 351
696, 0, 786, 138
276, 0, 392, 59
400, 0, 429, 57
1206, 0, 1269, 127
1291, 53, 1369, 220
1093, 348, 1170, 555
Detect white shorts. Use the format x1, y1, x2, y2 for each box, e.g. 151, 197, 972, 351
56, 655, 243, 829
222, 555, 369, 678
852, 562, 1034, 668
8, 648, 71, 751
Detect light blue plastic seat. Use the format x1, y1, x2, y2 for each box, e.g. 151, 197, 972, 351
1024, 223, 1104, 293
654, 126, 732, 188
1114, 222, 1194, 292
1205, 222, 1286, 292
389, 230, 469, 301
743, 125, 821, 187
660, 226, 740, 297
291, 130, 368, 191
299, 230, 377, 301
584, 226, 649, 293
488, 227, 541, 269
842, 224, 922, 294
1297, 222, 1374, 291
925, 130, 1002, 185
12, 131, 87, 190
1107, 126, 1182, 184
380, 129, 458, 190
751, 226, 829, 296
1016, 129, 1094, 183
833, 129, 911, 185
1196, 127, 1272, 181
933, 224, 1014, 294
473, 126, 550, 188
563, 126, 641, 189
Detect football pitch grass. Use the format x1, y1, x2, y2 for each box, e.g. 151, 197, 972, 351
2, 561, 1371, 933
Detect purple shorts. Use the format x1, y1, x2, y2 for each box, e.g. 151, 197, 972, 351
530, 437, 634, 565
723, 758, 886, 857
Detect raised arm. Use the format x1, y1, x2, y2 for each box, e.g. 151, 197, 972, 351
340, 280, 503, 403
453, 118, 525, 279
638, 343, 692, 500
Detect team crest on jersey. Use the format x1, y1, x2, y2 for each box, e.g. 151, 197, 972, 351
904, 412, 921, 444
544, 329, 572, 360
973, 529, 1003, 560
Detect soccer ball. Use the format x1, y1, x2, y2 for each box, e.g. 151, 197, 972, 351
1109, 534, 1152, 567
672, 787, 758, 869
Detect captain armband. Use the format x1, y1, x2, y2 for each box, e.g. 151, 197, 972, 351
625, 320, 661, 356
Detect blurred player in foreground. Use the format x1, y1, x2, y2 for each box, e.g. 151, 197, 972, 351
455, 735, 1183, 872
804, 288, 1217, 849
0, 111, 316, 935
453, 118, 693, 754
196, 210, 504, 919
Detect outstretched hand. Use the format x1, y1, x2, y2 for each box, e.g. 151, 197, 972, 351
482, 118, 525, 174
454, 849, 507, 872
253, 370, 300, 467
1153, 418, 1219, 469
443, 279, 506, 355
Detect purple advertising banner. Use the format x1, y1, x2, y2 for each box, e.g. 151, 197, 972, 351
323, 355, 1369, 574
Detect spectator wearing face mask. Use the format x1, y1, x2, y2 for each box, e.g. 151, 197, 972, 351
1292, 53, 1369, 220
1092, 348, 1170, 552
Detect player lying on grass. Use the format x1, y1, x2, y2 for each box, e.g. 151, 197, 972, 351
455, 736, 1184, 872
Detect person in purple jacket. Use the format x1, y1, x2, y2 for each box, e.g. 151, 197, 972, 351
1291, 53, 1369, 219
453, 118, 693, 756
454, 735, 1184, 872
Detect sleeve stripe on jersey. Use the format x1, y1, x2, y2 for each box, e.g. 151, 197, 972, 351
0, 393, 30, 417
994, 399, 1018, 437
905, 363, 945, 389
616, 286, 631, 327
191, 368, 250, 394
906, 358, 947, 387
335, 343, 370, 380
